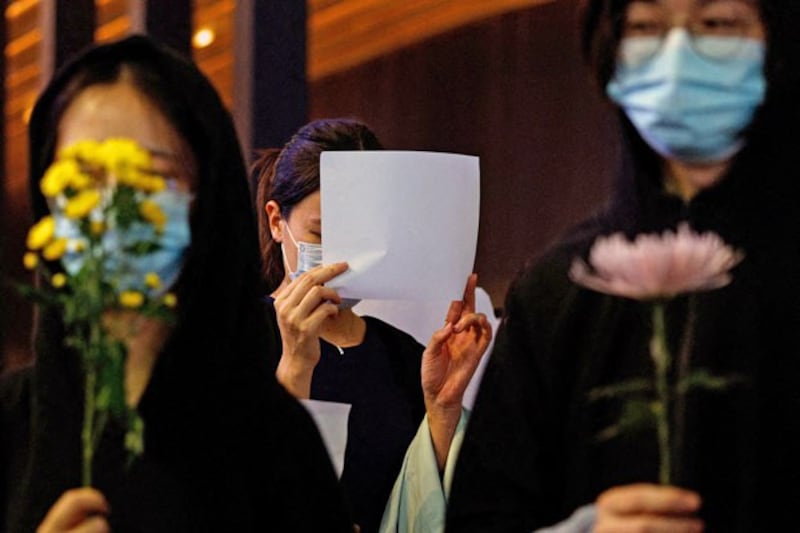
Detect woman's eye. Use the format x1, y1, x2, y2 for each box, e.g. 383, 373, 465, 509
695, 1, 757, 35
697, 16, 745, 33
624, 19, 664, 37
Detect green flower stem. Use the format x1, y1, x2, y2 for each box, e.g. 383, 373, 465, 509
82, 362, 96, 487
82, 281, 106, 487
650, 303, 671, 485
673, 296, 696, 485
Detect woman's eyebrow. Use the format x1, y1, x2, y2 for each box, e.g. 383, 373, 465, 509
147, 148, 179, 161
697, 0, 758, 6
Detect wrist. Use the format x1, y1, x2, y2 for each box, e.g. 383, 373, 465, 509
276, 357, 315, 399
424, 394, 463, 417
426, 408, 461, 472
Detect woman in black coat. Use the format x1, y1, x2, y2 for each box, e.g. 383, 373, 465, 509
448, 1, 800, 531
1, 36, 352, 532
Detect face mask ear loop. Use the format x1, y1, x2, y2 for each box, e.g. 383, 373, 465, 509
281, 219, 300, 278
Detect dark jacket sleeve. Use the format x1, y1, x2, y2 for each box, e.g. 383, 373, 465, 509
1, 368, 33, 532
260, 381, 355, 532
446, 259, 573, 532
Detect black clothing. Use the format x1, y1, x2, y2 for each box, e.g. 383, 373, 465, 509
447, 8, 800, 530
266, 304, 425, 533
3, 36, 352, 532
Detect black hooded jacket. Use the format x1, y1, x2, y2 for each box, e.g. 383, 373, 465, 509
1, 36, 352, 532
447, 3, 800, 532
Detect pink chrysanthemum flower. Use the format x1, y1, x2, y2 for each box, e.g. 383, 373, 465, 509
569, 224, 744, 300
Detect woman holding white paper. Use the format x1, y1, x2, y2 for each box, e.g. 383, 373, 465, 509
253, 118, 492, 533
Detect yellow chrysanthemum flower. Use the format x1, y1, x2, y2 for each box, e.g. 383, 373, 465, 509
51, 273, 67, 289
64, 189, 101, 219
90, 220, 106, 236
42, 238, 68, 261
163, 293, 177, 308
26, 216, 55, 250
23, 252, 38, 270
100, 138, 152, 174
119, 290, 145, 309
144, 272, 161, 289
115, 168, 139, 189
139, 199, 167, 232
68, 171, 93, 191
40, 159, 81, 197
58, 139, 103, 166
140, 175, 167, 193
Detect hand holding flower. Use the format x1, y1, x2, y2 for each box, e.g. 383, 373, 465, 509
37, 488, 110, 533
594, 483, 703, 533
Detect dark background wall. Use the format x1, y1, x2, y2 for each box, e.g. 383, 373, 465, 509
309, 0, 619, 308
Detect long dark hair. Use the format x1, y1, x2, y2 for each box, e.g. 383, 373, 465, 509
253, 118, 383, 291
15, 36, 352, 532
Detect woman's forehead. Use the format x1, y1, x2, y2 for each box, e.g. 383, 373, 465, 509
55, 81, 196, 187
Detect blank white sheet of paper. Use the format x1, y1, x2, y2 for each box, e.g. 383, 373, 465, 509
320, 151, 479, 301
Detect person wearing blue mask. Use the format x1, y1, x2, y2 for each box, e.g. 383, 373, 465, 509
0, 36, 354, 532
448, 1, 800, 531
253, 118, 492, 533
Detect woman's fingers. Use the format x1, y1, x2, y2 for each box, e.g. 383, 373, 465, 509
425, 323, 454, 356
444, 299, 463, 327
302, 300, 342, 334
70, 517, 111, 533
453, 312, 492, 343
595, 484, 703, 533
293, 285, 342, 320
275, 262, 348, 323
595, 515, 704, 533
38, 488, 109, 533
305, 261, 349, 285
463, 273, 477, 314
446, 274, 478, 324
277, 262, 348, 307
597, 484, 701, 515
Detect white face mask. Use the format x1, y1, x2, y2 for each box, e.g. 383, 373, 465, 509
280, 220, 360, 309
55, 187, 192, 296
281, 221, 322, 280
606, 29, 766, 164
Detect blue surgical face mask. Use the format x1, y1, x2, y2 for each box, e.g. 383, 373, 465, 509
54, 188, 192, 295
281, 222, 322, 281
606, 29, 766, 164
281, 222, 360, 310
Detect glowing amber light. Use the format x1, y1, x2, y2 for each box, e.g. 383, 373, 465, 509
192, 28, 215, 49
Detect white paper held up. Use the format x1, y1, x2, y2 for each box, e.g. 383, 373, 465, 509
300, 399, 351, 479
320, 151, 479, 301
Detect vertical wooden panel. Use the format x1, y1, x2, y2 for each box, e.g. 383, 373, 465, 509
250, 0, 308, 155
0, 2, 9, 371
193, 0, 235, 110
3, 1, 40, 372
232, 0, 253, 156
55, 0, 95, 67
146, 0, 191, 56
